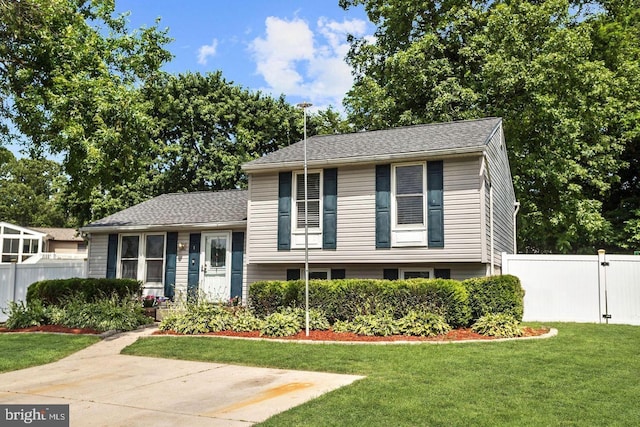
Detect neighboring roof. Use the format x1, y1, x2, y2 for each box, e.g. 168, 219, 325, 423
82, 190, 247, 231
32, 227, 83, 242
243, 117, 502, 171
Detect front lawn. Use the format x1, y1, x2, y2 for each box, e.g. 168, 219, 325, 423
122, 323, 640, 426
0, 333, 100, 373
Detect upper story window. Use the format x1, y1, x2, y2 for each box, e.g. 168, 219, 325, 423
119, 234, 165, 284
294, 171, 321, 230
393, 163, 426, 228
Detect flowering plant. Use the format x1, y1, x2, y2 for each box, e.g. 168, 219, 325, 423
142, 295, 158, 308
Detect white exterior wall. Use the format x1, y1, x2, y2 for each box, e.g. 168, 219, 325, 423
247, 156, 484, 264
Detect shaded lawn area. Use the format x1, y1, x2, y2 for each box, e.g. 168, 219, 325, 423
122, 323, 640, 426
0, 333, 100, 373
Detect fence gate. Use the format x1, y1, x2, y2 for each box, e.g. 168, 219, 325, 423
502, 252, 640, 325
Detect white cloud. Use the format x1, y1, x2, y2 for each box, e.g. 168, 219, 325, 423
197, 39, 219, 65
249, 16, 370, 110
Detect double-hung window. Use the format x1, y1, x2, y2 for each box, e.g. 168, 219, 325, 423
291, 171, 323, 248
119, 234, 165, 284
392, 163, 427, 246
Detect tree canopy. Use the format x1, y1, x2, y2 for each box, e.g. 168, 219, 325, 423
341, 0, 640, 253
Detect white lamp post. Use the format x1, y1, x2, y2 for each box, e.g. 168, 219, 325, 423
297, 101, 312, 336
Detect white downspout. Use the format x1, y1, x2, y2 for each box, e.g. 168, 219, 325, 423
490, 184, 494, 276
513, 201, 520, 254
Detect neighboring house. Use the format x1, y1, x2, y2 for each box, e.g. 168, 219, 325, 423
0, 222, 86, 263
81, 117, 518, 301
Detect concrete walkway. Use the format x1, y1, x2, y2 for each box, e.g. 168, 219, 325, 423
0, 327, 364, 426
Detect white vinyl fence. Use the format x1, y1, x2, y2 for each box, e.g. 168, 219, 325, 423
0, 261, 87, 322
502, 252, 640, 325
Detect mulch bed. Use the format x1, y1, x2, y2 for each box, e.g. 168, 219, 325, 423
153, 326, 549, 342
0, 324, 549, 341
0, 325, 101, 335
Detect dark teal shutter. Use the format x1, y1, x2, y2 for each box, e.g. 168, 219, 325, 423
323, 168, 338, 249
231, 232, 244, 300
427, 161, 444, 247
383, 269, 398, 280
434, 268, 451, 279
331, 268, 345, 279
278, 172, 292, 250
286, 268, 301, 280
187, 233, 201, 301
376, 164, 391, 248
106, 234, 118, 279
164, 232, 178, 298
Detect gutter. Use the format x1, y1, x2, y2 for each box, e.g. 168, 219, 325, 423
79, 220, 247, 234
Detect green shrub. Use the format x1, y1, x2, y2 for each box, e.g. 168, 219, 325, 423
249, 278, 471, 327
260, 311, 301, 337
463, 275, 525, 321
333, 312, 400, 336
279, 306, 331, 331
229, 308, 264, 332
471, 313, 523, 338
4, 300, 47, 329
161, 300, 233, 334
26, 278, 142, 305
397, 310, 452, 337
60, 295, 151, 332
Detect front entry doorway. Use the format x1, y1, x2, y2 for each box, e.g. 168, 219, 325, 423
200, 232, 231, 302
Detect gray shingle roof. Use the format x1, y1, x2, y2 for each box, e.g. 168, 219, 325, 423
243, 117, 501, 171
83, 190, 247, 229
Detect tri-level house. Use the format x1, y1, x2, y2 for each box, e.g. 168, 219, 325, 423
81, 117, 518, 301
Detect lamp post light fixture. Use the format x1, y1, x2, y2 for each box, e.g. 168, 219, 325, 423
297, 101, 312, 336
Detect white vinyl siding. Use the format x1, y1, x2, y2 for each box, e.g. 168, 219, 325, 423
246, 157, 483, 264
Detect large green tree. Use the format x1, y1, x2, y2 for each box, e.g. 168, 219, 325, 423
0, 0, 172, 224
141, 72, 305, 194
0, 148, 69, 226
341, 0, 640, 253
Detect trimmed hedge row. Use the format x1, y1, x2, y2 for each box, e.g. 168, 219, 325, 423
249, 275, 524, 327
26, 278, 142, 305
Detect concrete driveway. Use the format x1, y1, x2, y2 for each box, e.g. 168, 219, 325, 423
0, 327, 363, 426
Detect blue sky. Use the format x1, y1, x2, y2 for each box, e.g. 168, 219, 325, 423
116, 0, 374, 111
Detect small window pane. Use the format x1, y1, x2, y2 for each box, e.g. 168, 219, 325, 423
121, 236, 139, 258
3, 239, 19, 253
23, 239, 38, 254
209, 237, 226, 267
397, 196, 424, 225
146, 260, 163, 282
296, 173, 320, 200
309, 271, 328, 280
2, 255, 17, 262
146, 235, 164, 259
396, 165, 423, 195
297, 200, 320, 228
404, 271, 431, 279
121, 260, 138, 279
4, 227, 20, 235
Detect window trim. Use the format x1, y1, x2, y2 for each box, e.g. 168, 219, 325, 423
391, 162, 428, 247
400, 268, 434, 280
117, 233, 166, 285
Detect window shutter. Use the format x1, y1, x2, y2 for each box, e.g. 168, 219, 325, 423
427, 161, 444, 247
231, 232, 244, 300
434, 268, 451, 279
286, 268, 301, 280
331, 268, 346, 279
376, 164, 391, 248
383, 269, 399, 280
323, 168, 338, 249
187, 233, 201, 301
278, 172, 292, 250
164, 232, 178, 298
106, 234, 118, 279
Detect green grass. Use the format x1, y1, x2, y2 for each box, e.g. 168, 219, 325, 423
122, 323, 640, 426
0, 333, 100, 373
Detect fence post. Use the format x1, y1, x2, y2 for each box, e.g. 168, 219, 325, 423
597, 249, 611, 324
8, 262, 17, 306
